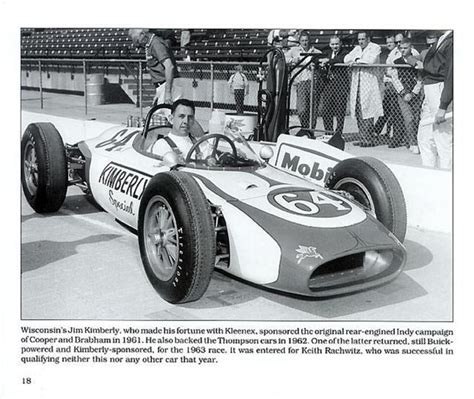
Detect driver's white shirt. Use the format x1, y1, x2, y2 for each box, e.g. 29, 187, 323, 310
151, 132, 195, 157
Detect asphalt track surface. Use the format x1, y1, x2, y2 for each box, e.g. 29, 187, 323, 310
21, 186, 452, 321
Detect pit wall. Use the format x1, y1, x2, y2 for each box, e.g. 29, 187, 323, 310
21, 111, 118, 143
21, 111, 452, 234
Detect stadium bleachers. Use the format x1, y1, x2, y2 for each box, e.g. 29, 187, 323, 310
21, 28, 429, 61
21, 28, 135, 58
21, 28, 372, 61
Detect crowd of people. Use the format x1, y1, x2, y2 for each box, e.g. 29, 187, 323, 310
129, 28, 453, 170
271, 29, 453, 170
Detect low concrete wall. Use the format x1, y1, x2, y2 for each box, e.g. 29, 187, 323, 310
387, 164, 451, 234
20, 68, 297, 109
21, 111, 119, 143
21, 111, 452, 233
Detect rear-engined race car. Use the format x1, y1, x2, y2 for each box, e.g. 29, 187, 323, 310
21, 104, 407, 304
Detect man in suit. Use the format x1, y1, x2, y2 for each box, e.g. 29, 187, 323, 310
318, 35, 350, 135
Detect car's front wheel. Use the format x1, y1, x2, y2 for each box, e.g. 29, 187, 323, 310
326, 156, 407, 242
21, 123, 68, 213
138, 171, 216, 303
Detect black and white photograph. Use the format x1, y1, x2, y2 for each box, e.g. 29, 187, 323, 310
20, 26, 452, 321
2, 1, 472, 398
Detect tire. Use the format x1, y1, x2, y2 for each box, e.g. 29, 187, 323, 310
138, 171, 216, 303
21, 123, 68, 213
326, 156, 407, 242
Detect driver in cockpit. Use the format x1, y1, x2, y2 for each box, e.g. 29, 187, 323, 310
150, 99, 203, 158
151, 98, 255, 167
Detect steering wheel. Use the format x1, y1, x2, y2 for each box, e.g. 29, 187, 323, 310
185, 133, 238, 165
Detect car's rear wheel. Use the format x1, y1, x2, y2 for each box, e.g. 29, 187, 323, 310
138, 171, 216, 303
21, 123, 68, 213
326, 156, 407, 242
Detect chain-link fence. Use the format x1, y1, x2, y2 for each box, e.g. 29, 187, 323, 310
284, 62, 423, 151
178, 61, 263, 113
21, 58, 424, 150
177, 61, 423, 150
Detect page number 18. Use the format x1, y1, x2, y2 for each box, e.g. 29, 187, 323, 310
22, 377, 32, 385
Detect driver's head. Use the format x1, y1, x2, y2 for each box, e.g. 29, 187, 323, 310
171, 99, 196, 137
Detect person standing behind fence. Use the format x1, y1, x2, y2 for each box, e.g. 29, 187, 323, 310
374, 35, 403, 146
128, 28, 182, 106
267, 29, 299, 49
286, 31, 322, 128
388, 38, 423, 154
318, 35, 349, 135
417, 30, 453, 169
344, 31, 383, 147
387, 32, 420, 64
228, 65, 249, 114
382, 33, 419, 148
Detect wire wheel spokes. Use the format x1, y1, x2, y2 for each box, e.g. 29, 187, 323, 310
145, 195, 180, 281
23, 140, 39, 196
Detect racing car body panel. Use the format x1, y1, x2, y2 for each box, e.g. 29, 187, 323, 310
268, 134, 352, 184
228, 197, 404, 296
85, 125, 163, 229
187, 170, 404, 293
187, 167, 368, 228
211, 198, 282, 284
84, 125, 362, 229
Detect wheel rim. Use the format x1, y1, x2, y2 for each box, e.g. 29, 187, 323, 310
23, 138, 39, 197
333, 177, 376, 217
144, 195, 180, 281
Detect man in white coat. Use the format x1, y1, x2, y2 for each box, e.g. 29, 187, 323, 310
344, 32, 384, 147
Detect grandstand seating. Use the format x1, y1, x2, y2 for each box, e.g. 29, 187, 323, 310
22, 28, 430, 62
21, 28, 429, 62
21, 28, 270, 61
23, 28, 410, 62
21, 28, 136, 59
